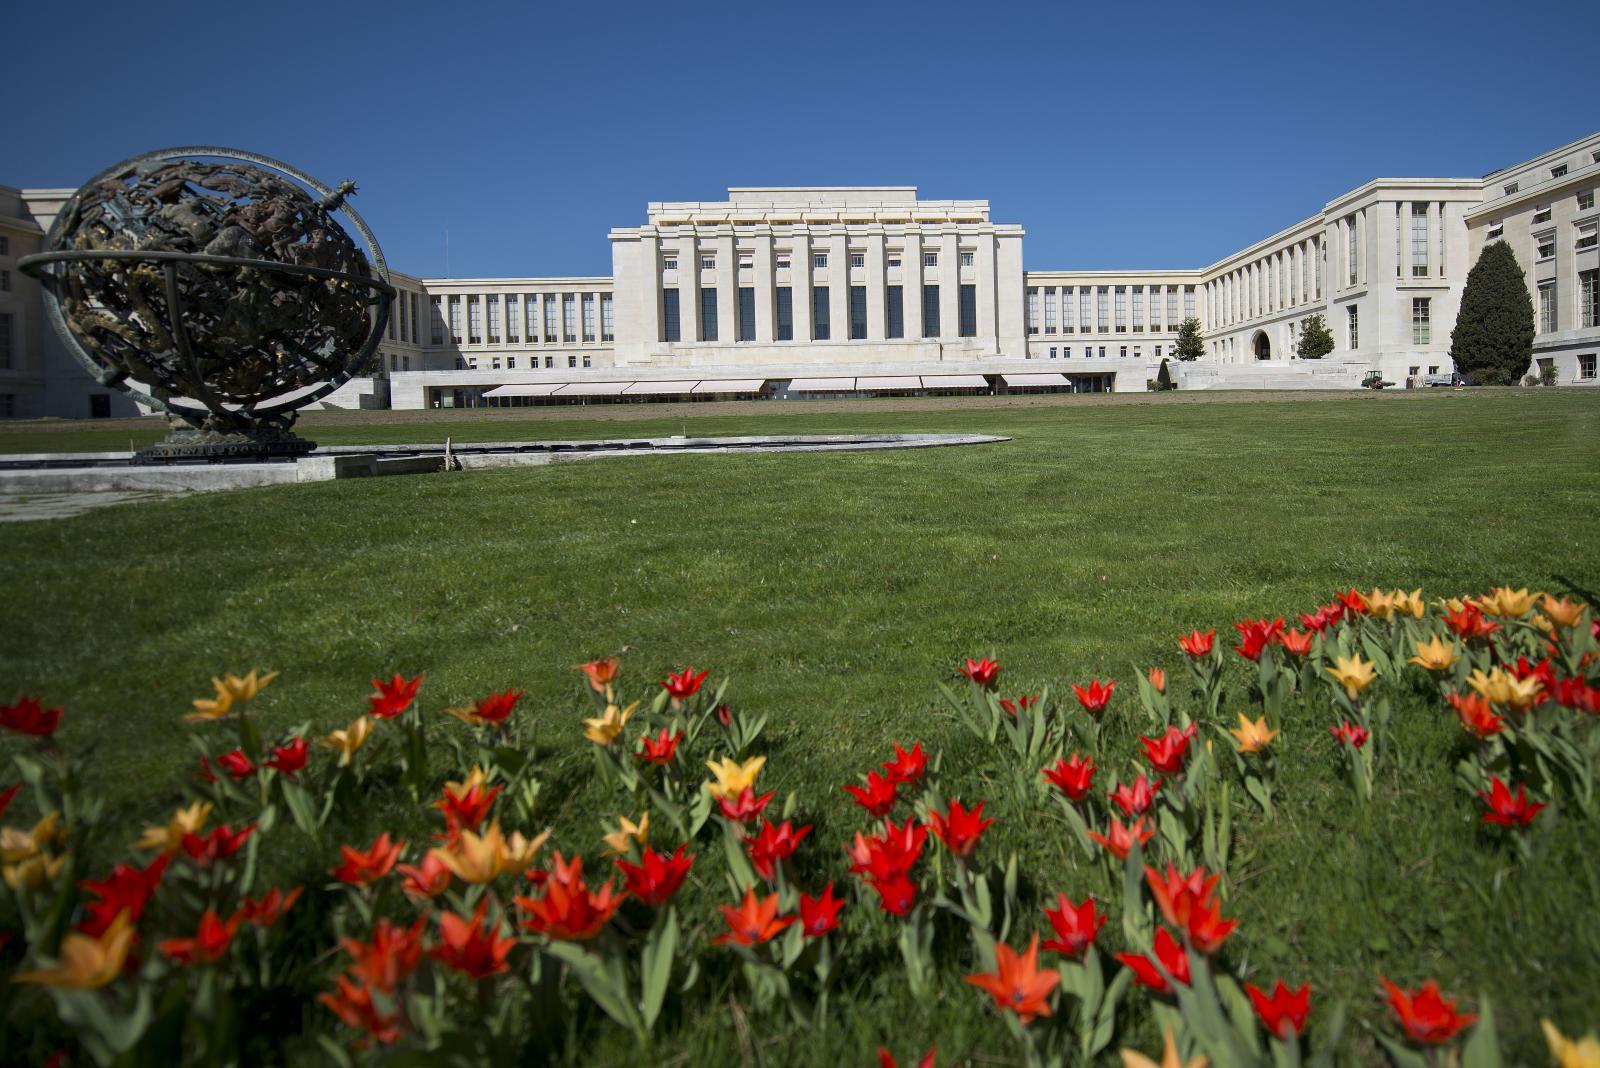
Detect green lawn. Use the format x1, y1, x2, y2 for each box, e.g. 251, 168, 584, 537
3, 389, 1599, 1064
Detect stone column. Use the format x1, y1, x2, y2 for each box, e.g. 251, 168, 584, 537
679, 233, 700, 345
715, 230, 736, 345
902, 230, 923, 340
754, 230, 775, 342
866, 229, 887, 340
939, 230, 959, 339
828, 229, 849, 342
791, 231, 812, 342
975, 231, 997, 347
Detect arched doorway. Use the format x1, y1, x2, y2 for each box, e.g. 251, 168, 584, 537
1252, 331, 1271, 360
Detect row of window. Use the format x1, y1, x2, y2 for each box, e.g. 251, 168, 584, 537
463, 353, 594, 370
0, 312, 11, 370
661, 285, 978, 343
1502, 153, 1600, 197
430, 293, 614, 346
1540, 271, 1600, 333
1210, 241, 1323, 328
382, 292, 423, 345
1487, 190, 1596, 240
1039, 345, 1167, 360
1026, 284, 1197, 334
665, 251, 974, 271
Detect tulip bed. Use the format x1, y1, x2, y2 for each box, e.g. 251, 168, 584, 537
3, 391, 1600, 1066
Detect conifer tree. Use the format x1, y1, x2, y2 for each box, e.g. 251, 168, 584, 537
1450, 241, 1534, 386
1173, 317, 1205, 361
1157, 358, 1174, 390
1296, 313, 1334, 360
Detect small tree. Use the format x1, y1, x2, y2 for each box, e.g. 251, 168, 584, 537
1172, 317, 1205, 361
1156, 358, 1174, 390
1451, 241, 1534, 386
1296, 313, 1335, 360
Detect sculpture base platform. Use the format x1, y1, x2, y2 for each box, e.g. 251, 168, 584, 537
133, 426, 318, 464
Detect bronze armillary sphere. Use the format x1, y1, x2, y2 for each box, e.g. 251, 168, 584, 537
19, 147, 394, 461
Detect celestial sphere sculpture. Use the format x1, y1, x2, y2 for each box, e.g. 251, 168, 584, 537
19, 147, 393, 460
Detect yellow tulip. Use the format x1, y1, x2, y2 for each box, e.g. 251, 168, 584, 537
1435, 596, 1470, 616
136, 800, 212, 854
706, 755, 766, 800
1120, 1026, 1209, 1068
1, 812, 64, 864
1543, 1020, 1600, 1068
1325, 655, 1378, 699
1477, 586, 1541, 617
1541, 595, 1587, 629
431, 823, 507, 883
1392, 588, 1426, 619
602, 813, 649, 855
3, 852, 67, 891
183, 669, 278, 722
583, 701, 639, 746
1466, 668, 1541, 712
319, 716, 373, 766
1407, 635, 1460, 672
1365, 589, 1399, 621
1229, 714, 1278, 754
442, 766, 490, 798
499, 827, 552, 870
15, 910, 135, 989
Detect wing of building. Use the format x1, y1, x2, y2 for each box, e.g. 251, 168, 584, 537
3, 131, 1597, 418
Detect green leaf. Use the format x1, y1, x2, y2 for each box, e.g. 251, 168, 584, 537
1090, 966, 1133, 1057
1375, 1033, 1432, 1068
1462, 994, 1501, 1068
547, 942, 642, 1033
639, 907, 679, 1031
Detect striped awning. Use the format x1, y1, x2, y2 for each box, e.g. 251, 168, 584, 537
787, 377, 857, 391
483, 383, 565, 397
855, 376, 922, 390
1001, 373, 1070, 387
557, 382, 631, 396
692, 379, 766, 393
921, 374, 989, 388
623, 381, 700, 395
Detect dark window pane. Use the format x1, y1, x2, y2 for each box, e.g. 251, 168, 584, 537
661, 289, 680, 342
886, 286, 903, 339
776, 287, 793, 341
701, 287, 718, 342
850, 285, 867, 340
922, 284, 940, 338
813, 285, 830, 340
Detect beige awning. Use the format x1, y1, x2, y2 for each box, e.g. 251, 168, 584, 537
1001, 373, 1069, 387
855, 376, 922, 390
692, 379, 766, 393
787, 377, 857, 391
623, 381, 700, 395
921, 374, 989, 388
483, 383, 565, 397
557, 382, 631, 396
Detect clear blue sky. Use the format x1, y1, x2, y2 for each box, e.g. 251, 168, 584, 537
11, 0, 1596, 279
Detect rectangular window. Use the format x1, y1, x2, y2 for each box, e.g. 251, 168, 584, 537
922, 284, 940, 337
1580, 354, 1597, 379
959, 251, 974, 267
1411, 203, 1429, 276
1536, 233, 1556, 259
0, 312, 10, 370
601, 293, 614, 341
503, 295, 518, 342
812, 286, 830, 340
775, 256, 791, 269
1119, 346, 1128, 358
1552, 164, 1568, 178
486, 295, 500, 343
1581, 269, 1598, 329
662, 257, 678, 271
1114, 286, 1127, 331
661, 289, 680, 342
1533, 205, 1552, 224
776, 287, 794, 340
738, 287, 756, 341
1347, 217, 1358, 285
1539, 282, 1557, 334
849, 285, 867, 339
887, 255, 902, 268
1579, 190, 1595, 210
1096, 287, 1109, 332
448, 297, 462, 343
562, 294, 577, 342
411, 294, 420, 344
507, 357, 516, 369
1504, 183, 1519, 195
700, 288, 718, 341
1044, 289, 1056, 331
850, 253, 864, 269
0, 236, 8, 255
700, 255, 715, 269
544, 295, 558, 343
886, 285, 903, 339
1184, 286, 1195, 322
1412, 297, 1431, 344
1577, 223, 1598, 251
923, 252, 938, 268
738, 257, 753, 270
1488, 222, 1504, 240
431, 298, 445, 344
467, 297, 482, 344
1063, 287, 1076, 333
1347, 304, 1359, 349
959, 284, 977, 337
1132, 287, 1144, 331
1026, 288, 1039, 334
813, 253, 828, 269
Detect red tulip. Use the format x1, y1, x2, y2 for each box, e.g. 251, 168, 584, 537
0, 783, 18, 821
1334, 588, 1369, 615
712, 886, 795, 945
1247, 980, 1312, 1039
715, 703, 734, 729
576, 658, 620, 694
264, 736, 309, 775
333, 832, 405, 886
881, 742, 928, 784
1, 695, 63, 737
1109, 774, 1160, 818
717, 787, 776, 824
1380, 978, 1477, 1045
193, 755, 218, 783
1299, 604, 1342, 633
1178, 629, 1216, 657
1139, 725, 1197, 777
159, 908, 240, 966
1041, 893, 1105, 958
216, 748, 256, 781
1447, 692, 1505, 737
616, 844, 695, 906
1072, 678, 1116, 716
927, 799, 994, 860
434, 778, 503, 838
516, 853, 627, 940
1234, 617, 1286, 661
846, 817, 927, 879
319, 974, 404, 1046
471, 688, 523, 725
1147, 667, 1167, 693
368, 673, 424, 719
661, 667, 709, 700
397, 852, 453, 900
237, 885, 302, 927
78, 854, 169, 936
799, 882, 845, 937
1042, 752, 1096, 801
1553, 676, 1600, 713
878, 1047, 937, 1068
999, 694, 1039, 718
867, 871, 918, 915
341, 915, 427, 991
1330, 721, 1369, 749
637, 727, 682, 765
429, 900, 515, 979
1443, 604, 1499, 641
1477, 776, 1546, 826
745, 819, 812, 882
1280, 629, 1315, 658
1144, 863, 1221, 928
843, 770, 899, 818
1087, 816, 1154, 860
181, 823, 255, 866
961, 657, 1002, 688
964, 935, 1060, 1025
1506, 656, 1557, 704
1115, 927, 1190, 992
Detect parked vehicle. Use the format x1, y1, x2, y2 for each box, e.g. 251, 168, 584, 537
1423, 372, 1469, 387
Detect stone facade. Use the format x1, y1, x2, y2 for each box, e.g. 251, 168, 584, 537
3, 132, 1597, 418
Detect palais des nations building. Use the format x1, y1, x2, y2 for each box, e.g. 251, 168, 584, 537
1, 131, 1597, 418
